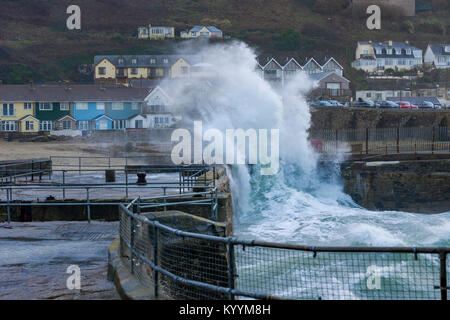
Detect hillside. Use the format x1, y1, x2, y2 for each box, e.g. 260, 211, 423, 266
0, 0, 449, 89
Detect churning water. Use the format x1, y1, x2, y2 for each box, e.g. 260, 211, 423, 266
169, 41, 450, 299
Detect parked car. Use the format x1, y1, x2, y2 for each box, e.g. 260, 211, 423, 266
328, 100, 344, 107
434, 104, 442, 110
418, 101, 435, 109
397, 101, 412, 109
377, 101, 400, 109
311, 100, 333, 107
411, 104, 419, 110
353, 99, 375, 108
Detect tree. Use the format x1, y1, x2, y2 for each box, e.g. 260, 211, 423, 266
273, 29, 302, 51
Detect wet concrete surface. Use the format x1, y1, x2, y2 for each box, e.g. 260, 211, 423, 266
0, 221, 121, 300
0, 172, 181, 202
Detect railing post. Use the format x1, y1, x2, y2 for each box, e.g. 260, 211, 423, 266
62, 170, 66, 200
78, 157, 81, 175
439, 250, 447, 301
7, 187, 11, 223
396, 126, 400, 154
86, 187, 91, 224
163, 188, 167, 212
153, 224, 159, 299
227, 239, 235, 300
130, 215, 135, 274
365, 127, 369, 155
432, 126, 435, 155
125, 169, 129, 199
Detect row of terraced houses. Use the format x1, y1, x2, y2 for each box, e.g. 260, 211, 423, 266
0, 85, 174, 135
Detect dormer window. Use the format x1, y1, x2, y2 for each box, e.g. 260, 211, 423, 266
163, 58, 168, 64
396, 49, 401, 55
387, 49, 392, 55
376, 48, 381, 54
445, 46, 450, 53
132, 58, 137, 64
118, 58, 124, 64
150, 58, 156, 64
406, 49, 411, 55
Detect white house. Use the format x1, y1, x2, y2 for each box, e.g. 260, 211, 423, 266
126, 86, 178, 129
180, 26, 223, 39
256, 56, 344, 88
352, 41, 423, 73
424, 44, 450, 69
356, 89, 412, 101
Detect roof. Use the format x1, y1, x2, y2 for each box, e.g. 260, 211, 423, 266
358, 41, 422, 59
94, 55, 196, 68
309, 71, 350, 82
428, 44, 450, 56
0, 85, 152, 102
93, 114, 113, 121
18, 115, 38, 121
189, 26, 222, 33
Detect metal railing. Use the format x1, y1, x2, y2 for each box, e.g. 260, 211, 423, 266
120, 200, 449, 300
310, 126, 450, 156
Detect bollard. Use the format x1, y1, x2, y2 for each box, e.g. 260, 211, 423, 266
105, 169, 116, 183
137, 171, 147, 185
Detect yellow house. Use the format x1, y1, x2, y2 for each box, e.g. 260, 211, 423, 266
95, 58, 116, 80
18, 115, 39, 133
94, 55, 194, 84
1, 101, 35, 132
148, 26, 175, 40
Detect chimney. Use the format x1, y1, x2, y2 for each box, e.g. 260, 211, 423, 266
388, 40, 393, 47
405, 40, 409, 44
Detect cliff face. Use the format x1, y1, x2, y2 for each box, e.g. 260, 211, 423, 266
310, 108, 450, 130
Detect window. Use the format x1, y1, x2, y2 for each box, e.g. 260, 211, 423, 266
24, 102, 32, 110
62, 120, 72, 130
132, 102, 140, 110
2, 103, 14, 116
112, 102, 123, 110
39, 102, 52, 111
39, 121, 53, 131
366, 93, 372, 98
1, 121, 16, 131
135, 120, 144, 129
387, 49, 392, 55
132, 58, 137, 64
25, 121, 34, 131
77, 121, 89, 130
60, 102, 69, 111
112, 120, 125, 130
181, 66, 189, 74
131, 68, 138, 75
406, 49, 411, 55
99, 67, 106, 75
363, 50, 369, 55
150, 58, 156, 64
118, 58, 124, 64
76, 102, 88, 110
163, 58, 168, 64
96, 103, 105, 110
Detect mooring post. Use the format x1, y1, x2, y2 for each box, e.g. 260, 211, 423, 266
439, 250, 447, 301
